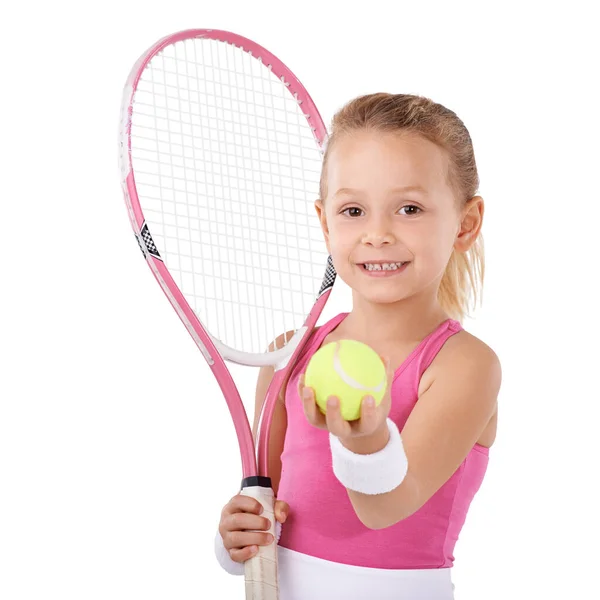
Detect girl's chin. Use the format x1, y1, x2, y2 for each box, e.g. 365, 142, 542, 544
349, 282, 411, 304
359, 293, 409, 305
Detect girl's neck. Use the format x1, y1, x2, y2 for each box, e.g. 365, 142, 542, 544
343, 291, 450, 345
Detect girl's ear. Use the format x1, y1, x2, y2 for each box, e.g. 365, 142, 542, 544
315, 199, 331, 254
455, 196, 484, 252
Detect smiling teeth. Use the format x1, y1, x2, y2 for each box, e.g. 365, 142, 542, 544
364, 262, 405, 271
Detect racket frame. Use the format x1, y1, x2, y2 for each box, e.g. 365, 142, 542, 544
119, 29, 335, 599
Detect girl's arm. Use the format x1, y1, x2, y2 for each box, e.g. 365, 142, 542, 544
342, 333, 501, 529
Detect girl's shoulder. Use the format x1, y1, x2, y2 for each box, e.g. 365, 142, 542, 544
419, 326, 501, 396
452, 326, 497, 351
444, 327, 500, 372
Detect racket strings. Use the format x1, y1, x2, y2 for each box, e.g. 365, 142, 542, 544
130, 37, 327, 355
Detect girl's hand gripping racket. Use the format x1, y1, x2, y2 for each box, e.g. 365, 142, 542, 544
118, 29, 336, 599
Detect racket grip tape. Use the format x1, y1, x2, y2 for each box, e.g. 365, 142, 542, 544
240, 480, 279, 600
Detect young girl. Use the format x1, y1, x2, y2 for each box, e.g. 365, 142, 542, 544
215, 93, 501, 599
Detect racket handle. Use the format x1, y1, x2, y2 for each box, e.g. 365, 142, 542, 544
240, 479, 279, 600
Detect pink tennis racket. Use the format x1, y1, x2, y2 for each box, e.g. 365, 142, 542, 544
118, 29, 336, 599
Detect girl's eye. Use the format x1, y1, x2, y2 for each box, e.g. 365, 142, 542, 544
399, 205, 421, 216
341, 207, 364, 217
340, 205, 421, 217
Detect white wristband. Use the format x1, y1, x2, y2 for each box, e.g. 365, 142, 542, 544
329, 418, 408, 495
214, 520, 282, 576
214, 529, 244, 575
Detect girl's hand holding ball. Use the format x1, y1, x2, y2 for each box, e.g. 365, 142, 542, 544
299, 340, 393, 452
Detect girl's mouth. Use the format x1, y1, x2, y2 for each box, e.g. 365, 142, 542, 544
359, 262, 410, 276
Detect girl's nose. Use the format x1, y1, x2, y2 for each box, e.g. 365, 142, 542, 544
361, 227, 395, 247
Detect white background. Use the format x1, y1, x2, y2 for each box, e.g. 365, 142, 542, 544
1, 1, 598, 598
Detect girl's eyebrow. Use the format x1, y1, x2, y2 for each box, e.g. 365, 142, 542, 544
389, 185, 429, 195
333, 185, 429, 199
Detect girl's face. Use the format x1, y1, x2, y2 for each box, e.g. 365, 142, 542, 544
316, 130, 477, 305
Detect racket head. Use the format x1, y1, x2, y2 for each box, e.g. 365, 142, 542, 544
118, 29, 336, 477
119, 29, 331, 363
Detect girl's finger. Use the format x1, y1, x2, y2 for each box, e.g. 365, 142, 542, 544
325, 395, 351, 438
357, 395, 379, 434
228, 545, 258, 563
297, 374, 305, 397
274, 500, 289, 523
226, 530, 273, 551
224, 495, 264, 517
224, 512, 271, 534
301, 385, 317, 422
302, 386, 327, 428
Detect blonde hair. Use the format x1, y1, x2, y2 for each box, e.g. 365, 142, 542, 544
320, 93, 484, 322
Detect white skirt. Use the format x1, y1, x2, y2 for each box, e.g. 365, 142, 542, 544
278, 546, 455, 600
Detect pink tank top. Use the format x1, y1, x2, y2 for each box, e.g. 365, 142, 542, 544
277, 313, 489, 569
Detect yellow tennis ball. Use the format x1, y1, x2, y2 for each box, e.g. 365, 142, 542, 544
304, 340, 387, 421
